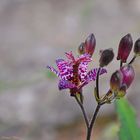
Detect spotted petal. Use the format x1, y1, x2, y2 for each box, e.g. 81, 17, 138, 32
78, 62, 88, 81
77, 54, 92, 63
84, 68, 107, 83
47, 66, 60, 77
55, 59, 73, 80
56, 59, 68, 72
58, 80, 76, 90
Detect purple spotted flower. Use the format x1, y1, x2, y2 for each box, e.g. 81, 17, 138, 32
47, 52, 107, 95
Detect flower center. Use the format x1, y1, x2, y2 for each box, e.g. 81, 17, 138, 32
72, 63, 80, 86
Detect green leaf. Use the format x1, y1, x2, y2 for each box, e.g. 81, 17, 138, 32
116, 98, 140, 140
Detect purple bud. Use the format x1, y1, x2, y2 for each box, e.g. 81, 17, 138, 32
117, 34, 133, 63
99, 48, 114, 67
78, 42, 85, 55
120, 65, 135, 89
110, 70, 123, 92
134, 38, 140, 56
84, 33, 96, 57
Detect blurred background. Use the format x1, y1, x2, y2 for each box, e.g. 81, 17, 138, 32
0, 0, 140, 140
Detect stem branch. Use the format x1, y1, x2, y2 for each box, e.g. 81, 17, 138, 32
96, 68, 101, 99
74, 95, 89, 128
129, 56, 136, 65
86, 104, 101, 140
120, 61, 123, 67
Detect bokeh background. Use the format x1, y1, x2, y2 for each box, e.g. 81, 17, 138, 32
0, 0, 140, 140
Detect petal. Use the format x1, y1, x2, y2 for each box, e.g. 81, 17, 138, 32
56, 59, 73, 80
47, 65, 60, 77
58, 80, 76, 90
78, 54, 92, 81
99, 68, 107, 75
65, 51, 75, 62
84, 68, 107, 83
78, 62, 88, 81
56, 59, 68, 72
77, 54, 92, 63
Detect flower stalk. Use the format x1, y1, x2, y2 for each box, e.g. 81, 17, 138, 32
87, 104, 101, 140
74, 94, 89, 128
96, 67, 101, 99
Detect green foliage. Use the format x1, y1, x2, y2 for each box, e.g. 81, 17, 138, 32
116, 98, 140, 140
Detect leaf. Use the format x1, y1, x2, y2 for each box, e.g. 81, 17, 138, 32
115, 98, 140, 140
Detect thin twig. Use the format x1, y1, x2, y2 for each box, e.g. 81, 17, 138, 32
74, 95, 89, 128
129, 56, 136, 65
120, 61, 123, 68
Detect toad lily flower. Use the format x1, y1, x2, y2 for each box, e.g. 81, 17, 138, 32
47, 52, 107, 95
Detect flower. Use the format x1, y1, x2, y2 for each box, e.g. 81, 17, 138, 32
47, 52, 107, 95
117, 34, 133, 63
134, 38, 140, 56
99, 48, 114, 67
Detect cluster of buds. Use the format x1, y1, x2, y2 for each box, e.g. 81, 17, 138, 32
47, 33, 139, 104
107, 33, 139, 103
117, 33, 140, 63
78, 34, 115, 67
78, 33, 96, 57
78, 33, 139, 104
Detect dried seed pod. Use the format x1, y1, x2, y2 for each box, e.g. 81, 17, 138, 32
134, 38, 140, 56
99, 48, 114, 67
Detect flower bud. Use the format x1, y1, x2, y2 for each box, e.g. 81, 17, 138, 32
84, 33, 96, 56
99, 48, 114, 67
134, 38, 140, 56
78, 42, 85, 55
110, 70, 123, 92
117, 34, 133, 63
120, 65, 135, 89
116, 85, 127, 98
